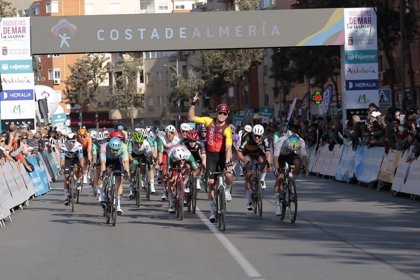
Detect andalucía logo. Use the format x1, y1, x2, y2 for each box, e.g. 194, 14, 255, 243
51, 19, 77, 49
0, 89, 34, 101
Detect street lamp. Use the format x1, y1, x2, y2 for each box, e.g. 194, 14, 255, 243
163, 60, 180, 126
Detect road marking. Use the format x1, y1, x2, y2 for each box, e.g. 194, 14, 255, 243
196, 207, 264, 280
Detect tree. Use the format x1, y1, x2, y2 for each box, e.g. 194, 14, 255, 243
65, 54, 109, 128
0, 0, 16, 17
170, 69, 205, 107
195, 49, 263, 112
109, 57, 144, 129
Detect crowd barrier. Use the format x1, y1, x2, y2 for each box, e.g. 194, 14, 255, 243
0, 151, 60, 228
307, 143, 420, 198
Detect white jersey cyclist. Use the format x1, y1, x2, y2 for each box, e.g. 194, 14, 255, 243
60, 141, 83, 159
273, 132, 307, 157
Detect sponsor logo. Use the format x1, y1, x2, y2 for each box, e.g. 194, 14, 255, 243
1, 74, 34, 87
0, 18, 30, 41
0, 89, 34, 101
345, 50, 377, 64
51, 19, 77, 48
346, 65, 377, 75
346, 79, 378, 91
0, 60, 33, 74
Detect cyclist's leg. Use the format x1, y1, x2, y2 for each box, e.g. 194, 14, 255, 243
63, 158, 74, 204
274, 155, 288, 215
243, 155, 253, 207
166, 167, 176, 213
206, 153, 218, 222
82, 150, 89, 183
258, 151, 268, 189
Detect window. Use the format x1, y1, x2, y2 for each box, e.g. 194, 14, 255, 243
159, 4, 169, 10
147, 97, 154, 106
146, 72, 152, 84
48, 68, 61, 80
156, 71, 162, 81
51, 1, 59, 13
175, 5, 185, 9
47, 54, 60, 58
85, 3, 95, 14
33, 4, 40, 15
139, 69, 144, 83
159, 96, 164, 105
110, 3, 121, 13
46, 2, 51, 13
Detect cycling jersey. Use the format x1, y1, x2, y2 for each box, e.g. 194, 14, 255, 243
129, 140, 153, 156
239, 133, 270, 154
167, 144, 198, 172
156, 134, 182, 153
100, 142, 129, 161
185, 140, 206, 162
273, 134, 307, 157
77, 135, 92, 151
192, 116, 232, 153
60, 142, 83, 159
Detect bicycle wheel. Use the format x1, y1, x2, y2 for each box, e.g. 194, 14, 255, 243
110, 184, 117, 227
70, 180, 75, 212
280, 189, 286, 221
192, 179, 198, 214
287, 178, 298, 223
257, 181, 263, 217
103, 180, 110, 223
218, 186, 226, 232
178, 180, 184, 220
135, 168, 141, 208
252, 177, 258, 215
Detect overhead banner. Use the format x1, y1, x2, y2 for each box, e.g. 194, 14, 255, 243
343, 8, 379, 110
30, 9, 345, 54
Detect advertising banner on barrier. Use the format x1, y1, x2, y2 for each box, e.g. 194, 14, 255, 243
335, 144, 356, 182
378, 149, 402, 183
354, 145, 384, 183
0, 172, 12, 219
400, 157, 420, 196
26, 157, 50, 196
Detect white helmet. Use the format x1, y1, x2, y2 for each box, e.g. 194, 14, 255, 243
165, 125, 176, 133
96, 131, 105, 141
180, 123, 191, 131
244, 125, 252, 133
252, 124, 264, 136
89, 130, 97, 139
173, 148, 186, 161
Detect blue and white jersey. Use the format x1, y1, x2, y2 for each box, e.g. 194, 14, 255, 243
60, 141, 83, 159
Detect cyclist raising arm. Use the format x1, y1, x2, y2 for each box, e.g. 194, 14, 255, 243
188, 93, 233, 223
273, 131, 308, 216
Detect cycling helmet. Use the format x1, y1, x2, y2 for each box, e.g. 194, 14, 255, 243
132, 131, 145, 143
173, 148, 186, 161
279, 122, 289, 134
117, 124, 124, 130
103, 129, 110, 139
89, 130, 97, 139
66, 133, 76, 141
165, 125, 176, 133
287, 134, 300, 151
109, 137, 122, 151
216, 103, 230, 114
252, 124, 264, 136
109, 130, 125, 141
199, 124, 206, 132
180, 123, 191, 132
96, 131, 105, 141
186, 130, 199, 142
244, 125, 252, 133
78, 127, 87, 136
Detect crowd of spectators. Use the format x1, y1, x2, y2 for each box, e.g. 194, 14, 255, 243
290, 104, 420, 161
0, 122, 64, 172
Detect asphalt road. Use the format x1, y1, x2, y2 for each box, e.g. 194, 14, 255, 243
1, 174, 420, 280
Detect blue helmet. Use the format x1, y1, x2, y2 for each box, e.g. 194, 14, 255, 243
109, 137, 122, 151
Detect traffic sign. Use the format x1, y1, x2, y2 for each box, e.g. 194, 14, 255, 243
378, 88, 392, 108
